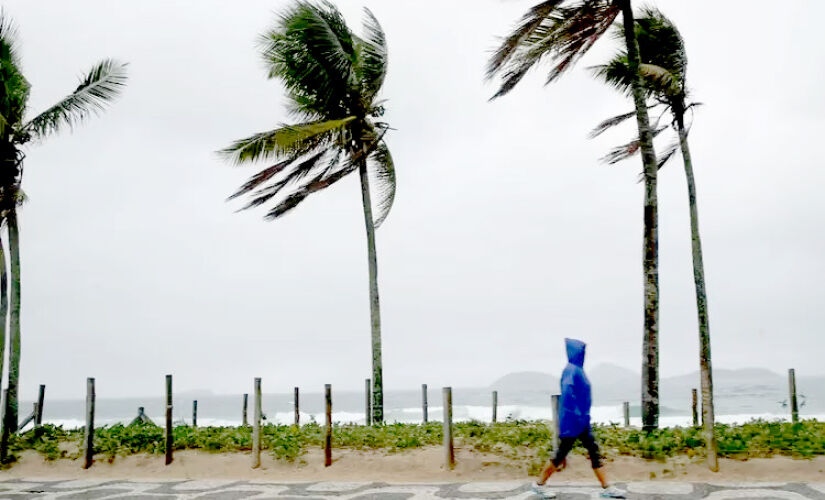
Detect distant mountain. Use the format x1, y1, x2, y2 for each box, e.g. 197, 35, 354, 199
490, 371, 558, 391
488, 366, 820, 408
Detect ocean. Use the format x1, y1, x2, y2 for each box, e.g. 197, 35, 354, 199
21, 377, 824, 430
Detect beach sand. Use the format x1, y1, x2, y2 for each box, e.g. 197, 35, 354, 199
2, 447, 824, 482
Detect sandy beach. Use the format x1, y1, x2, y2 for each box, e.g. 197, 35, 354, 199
2, 447, 824, 482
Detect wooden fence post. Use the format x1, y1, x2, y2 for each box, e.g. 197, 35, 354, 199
16, 403, 37, 431
129, 406, 156, 426
294, 387, 300, 427
325, 384, 332, 467
623, 402, 630, 428
692, 389, 699, 427
443, 387, 454, 469
192, 400, 198, 428
243, 393, 249, 427
252, 378, 261, 468
421, 384, 428, 423
789, 368, 799, 423
365, 378, 371, 426
165, 375, 173, 465
551, 394, 560, 453
492, 391, 498, 423
35, 385, 45, 427
84, 377, 95, 469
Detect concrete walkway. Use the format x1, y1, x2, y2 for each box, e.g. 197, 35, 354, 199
0, 479, 823, 499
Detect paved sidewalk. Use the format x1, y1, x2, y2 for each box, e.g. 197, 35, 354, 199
0, 479, 823, 499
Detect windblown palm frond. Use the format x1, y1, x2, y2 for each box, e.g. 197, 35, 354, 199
599, 124, 668, 164
0, 13, 29, 136
23, 59, 127, 140
262, 134, 385, 221
589, 109, 638, 138
486, 0, 564, 80
368, 140, 394, 228
655, 141, 679, 169
590, 57, 634, 97
237, 150, 328, 212
220, 117, 355, 165
0, 12, 22, 69
487, 0, 620, 99
259, 0, 357, 120
355, 8, 387, 102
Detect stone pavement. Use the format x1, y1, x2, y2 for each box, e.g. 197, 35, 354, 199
0, 479, 823, 499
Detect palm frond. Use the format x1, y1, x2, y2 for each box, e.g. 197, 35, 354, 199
219, 116, 354, 165
589, 56, 633, 97
600, 125, 668, 165
23, 59, 128, 140
0, 11, 22, 68
227, 156, 298, 201
356, 7, 387, 101
263, 153, 362, 221
236, 150, 327, 212
260, 1, 357, 120
489, 1, 620, 99
0, 12, 30, 135
588, 109, 636, 138
263, 130, 387, 221
368, 140, 395, 228
486, 0, 564, 80
656, 141, 679, 169
539, 2, 620, 86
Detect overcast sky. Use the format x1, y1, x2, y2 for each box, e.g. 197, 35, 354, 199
4, 0, 824, 399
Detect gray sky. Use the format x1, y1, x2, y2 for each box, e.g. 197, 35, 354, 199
5, 0, 824, 399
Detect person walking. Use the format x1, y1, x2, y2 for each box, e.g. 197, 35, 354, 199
532, 338, 626, 499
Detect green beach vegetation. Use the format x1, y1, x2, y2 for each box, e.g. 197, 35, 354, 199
6, 420, 825, 469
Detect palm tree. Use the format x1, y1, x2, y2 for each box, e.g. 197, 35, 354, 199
487, 0, 661, 430
0, 14, 127, 431
221, 1, 395, 424
589, 8, 718, 470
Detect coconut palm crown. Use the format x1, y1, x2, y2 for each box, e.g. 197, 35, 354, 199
221, 1, 395, 226
589, 7, 697, 166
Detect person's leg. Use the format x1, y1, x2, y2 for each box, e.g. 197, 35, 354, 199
581, 429, 625, 498
537, 437, 574, 485
593, 466, 609, 488
581, 429, 607, 486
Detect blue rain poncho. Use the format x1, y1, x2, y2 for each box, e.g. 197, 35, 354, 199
558, 338, 592, 437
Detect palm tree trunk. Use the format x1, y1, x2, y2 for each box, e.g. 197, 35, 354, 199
0, 227, 8, 394
358, 160, 384, 424
674, 103, 718, 471
619, 0, 660, 432
5, 209, 20, 432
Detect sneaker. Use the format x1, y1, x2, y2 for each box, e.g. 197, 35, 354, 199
600, 485, 626, 498
530, 482, 557, 499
